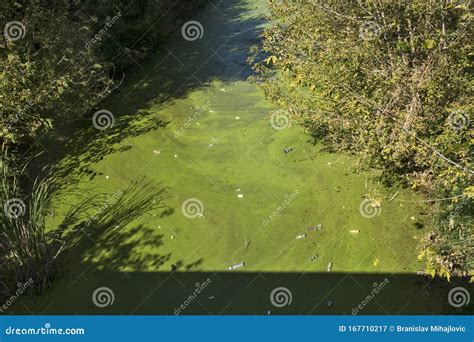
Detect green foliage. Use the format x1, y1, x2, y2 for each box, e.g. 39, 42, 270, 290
0, 0, 204, 300
253, 0, 473, 277
0, 0, 205, 148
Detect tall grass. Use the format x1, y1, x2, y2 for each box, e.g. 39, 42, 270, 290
1, 147, 167, 302
0, 147, 97, 299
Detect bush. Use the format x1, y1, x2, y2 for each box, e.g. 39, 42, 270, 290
252, 0, 473, 278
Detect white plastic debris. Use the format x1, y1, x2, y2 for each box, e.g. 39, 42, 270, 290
105, 176, 110, 179
237, 194, 244, 198
327, 262, 333, 272
307, 224, 322, 231
296, 234, 306, 239
228, 262, 245, 270
174, 154, 178, 158
349, 230, 360, 234
235, 116, 240, 120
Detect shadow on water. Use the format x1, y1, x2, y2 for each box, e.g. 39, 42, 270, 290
9, 268, 473, 315
36, 0, 266, 187
56, 180, 169, 270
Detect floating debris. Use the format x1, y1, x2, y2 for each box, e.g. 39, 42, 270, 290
153, 150, 161, 154
307, 224, 322, 232
174, 154, 178, 158
235, 188, 241, 192
309, 254, 318, 262
327, 301, 333, 307
171, 235, 175, 239
372, 258, 380, 266
105, 176, 110, 179
327, 262, 333, 272
283, 147, 293, 154
244, 238, 250, 252
208, 143, 215, 147
228, 262, 245, 270
349, 230, 360, 234
220, 88, 227, 92
235, 116, 240, 120
237, 194, 244, 198
296, 233, 306, 239
209, 296, 215, 300
388, 190, 400, 202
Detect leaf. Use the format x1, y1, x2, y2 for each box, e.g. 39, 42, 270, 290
265, 56, 277, 65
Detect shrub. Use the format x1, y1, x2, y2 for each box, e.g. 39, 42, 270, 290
252, 0, 473, 277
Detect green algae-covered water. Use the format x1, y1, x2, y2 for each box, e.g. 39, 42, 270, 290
14, 0, 451, 315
